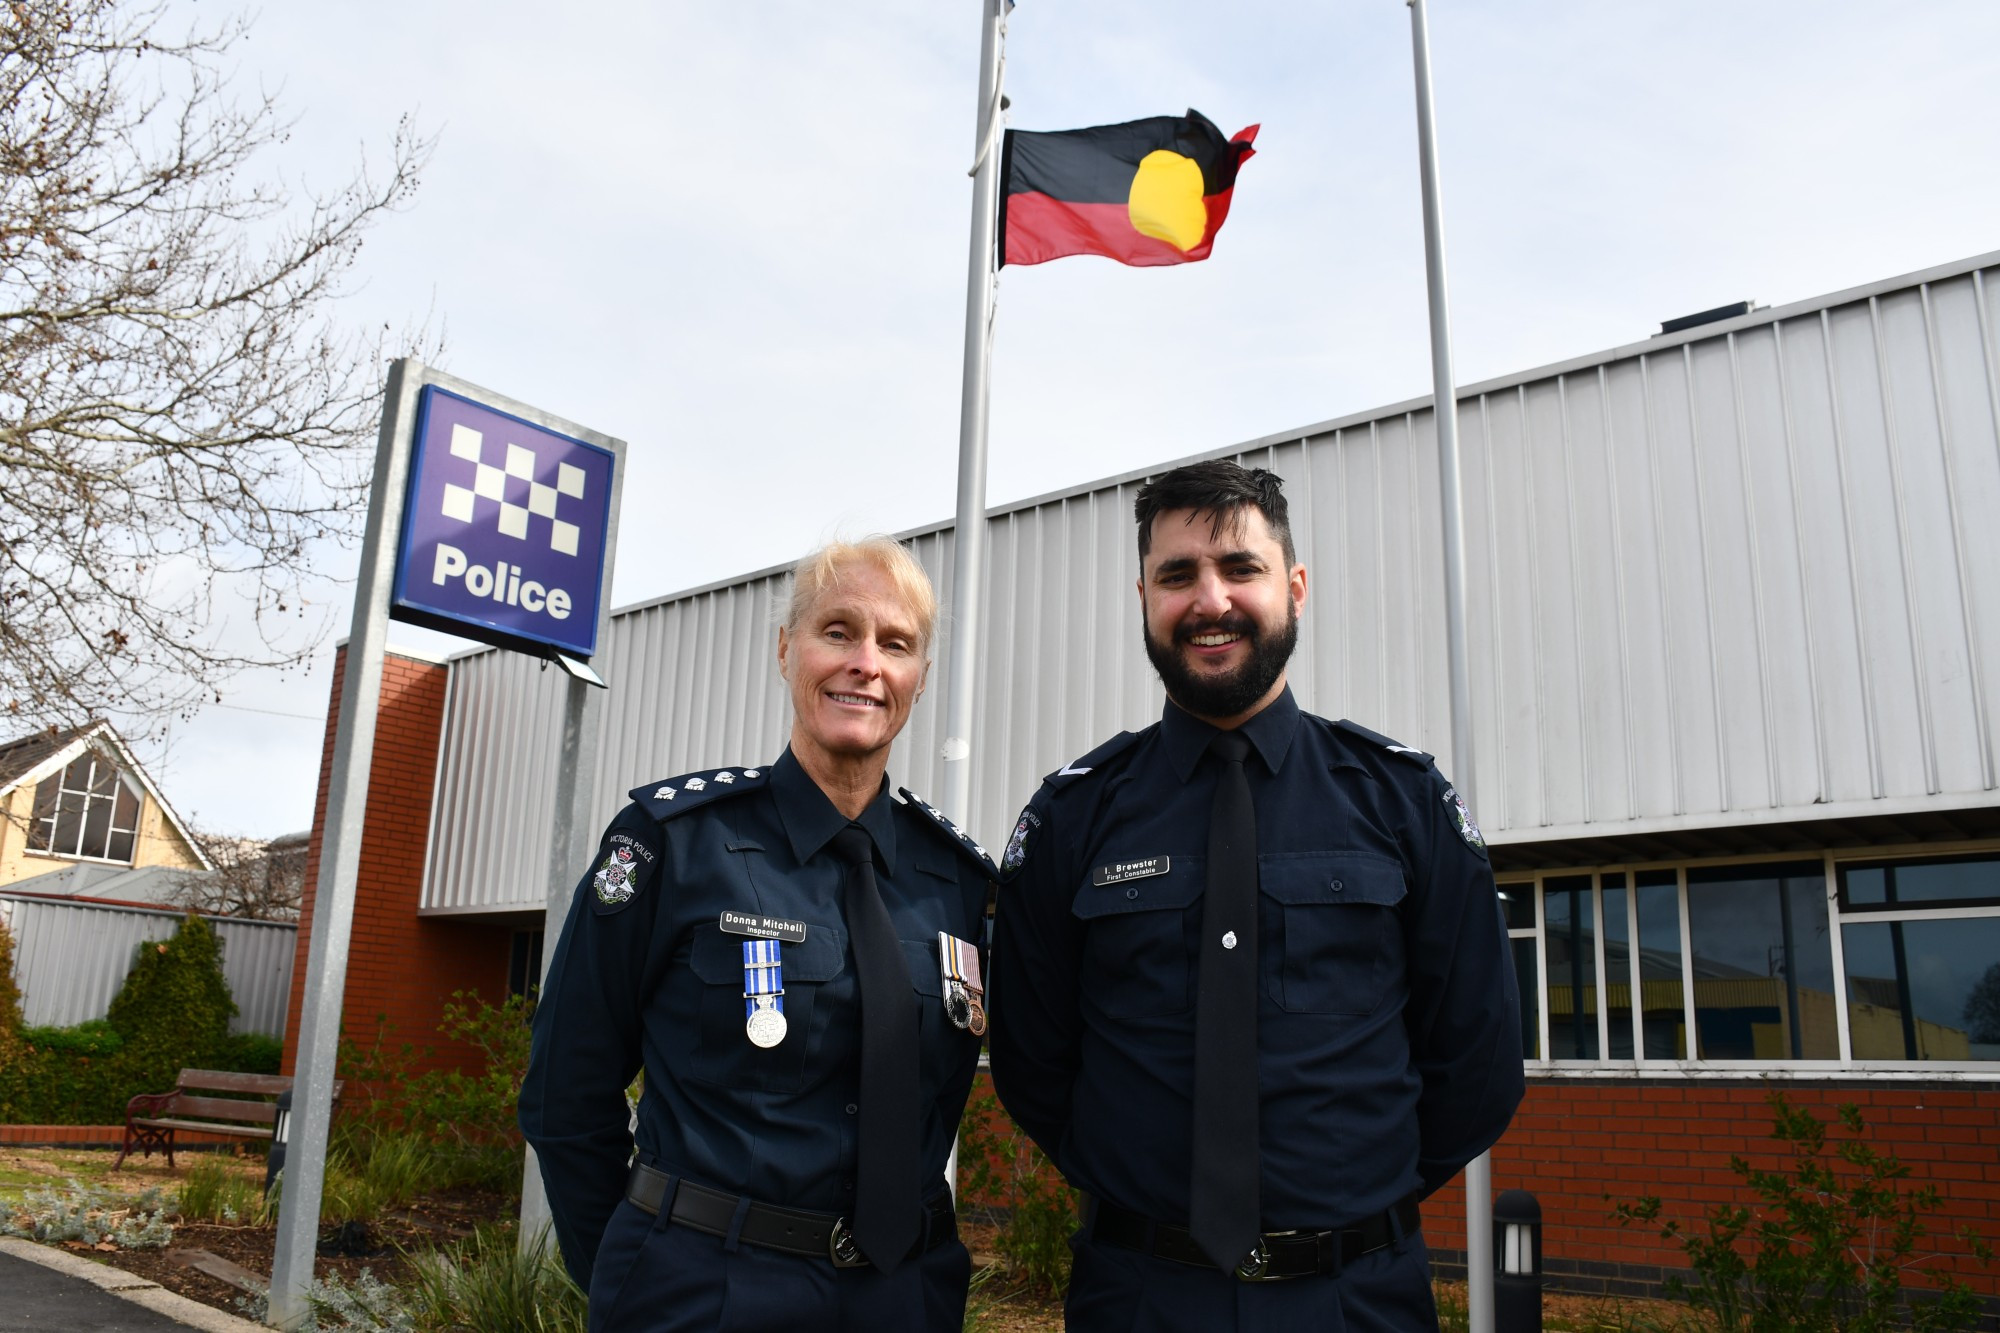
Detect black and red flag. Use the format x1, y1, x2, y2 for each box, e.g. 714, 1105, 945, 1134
998, 109, 1259, 268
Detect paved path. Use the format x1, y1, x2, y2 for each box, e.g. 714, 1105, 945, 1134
0, 1239, 263, 1332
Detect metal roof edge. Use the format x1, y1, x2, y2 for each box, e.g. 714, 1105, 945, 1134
1485, 788, 2000, 848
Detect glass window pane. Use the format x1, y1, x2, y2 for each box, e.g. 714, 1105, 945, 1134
81, 793, 113, 859
1635, 871, 1686, 1058
1688, 862, 1836, 1060
1844, 918, 2000, 1061
1603, 876, 1634, 1059
1497, 882, 1536, 931
1545, 875, 1598, 1059
54, 791, 88, 856
1511, 936, 1541, 1060
1843, 856, 2000, 909
28, 780, 58, 851
112, 784, 140, 834
87, 758, 117, 797
106, 829, 136, 863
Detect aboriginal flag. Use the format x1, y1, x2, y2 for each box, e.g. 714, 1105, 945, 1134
998, 109, 1259, 268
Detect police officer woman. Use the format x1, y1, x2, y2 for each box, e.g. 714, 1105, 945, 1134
521, 536, 994, 1332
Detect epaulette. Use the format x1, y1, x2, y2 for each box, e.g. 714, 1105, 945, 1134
1334, 719, 1434, 765
1043, 729, 1144, 787
897, 788, 999, 880
629, 765, 770, 820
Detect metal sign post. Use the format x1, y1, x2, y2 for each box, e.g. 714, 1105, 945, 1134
266, 362, 623, 1327
1405, 2, 1494, 1329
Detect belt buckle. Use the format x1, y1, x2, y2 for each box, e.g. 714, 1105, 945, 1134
1233, 1237, 1272, 1282
827, 1217, 869, 1268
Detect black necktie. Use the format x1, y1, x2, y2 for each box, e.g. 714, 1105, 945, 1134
1189, 728, 1260, 1271
830, 824, 920, 1270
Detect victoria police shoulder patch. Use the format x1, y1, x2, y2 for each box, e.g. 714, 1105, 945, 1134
1000, 805, 1041, 877
1443, 785, 1487, 856
588, 827, 659, 915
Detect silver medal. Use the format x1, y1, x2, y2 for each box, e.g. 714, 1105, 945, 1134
746, 1003, 788, 1048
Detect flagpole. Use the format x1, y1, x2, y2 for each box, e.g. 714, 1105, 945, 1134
1406, 1, 1494, 1330
940, 0, 1004, 835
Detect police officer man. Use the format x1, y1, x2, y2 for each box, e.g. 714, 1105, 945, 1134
521, 536, 995, 1332
989, 460, 1523, 1331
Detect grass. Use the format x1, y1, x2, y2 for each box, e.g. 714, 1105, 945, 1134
402, 1223, 587, 1333
174, 1156, 270, 1225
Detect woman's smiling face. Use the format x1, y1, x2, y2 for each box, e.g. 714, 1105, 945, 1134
779, 558, 929, 771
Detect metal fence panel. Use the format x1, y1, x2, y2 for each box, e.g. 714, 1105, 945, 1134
1, 895, 295, 1037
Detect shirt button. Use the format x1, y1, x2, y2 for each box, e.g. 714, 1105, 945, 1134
1331, 879, 1344, 892
1125, 887, 1139, 900
845, 1103, 858, 1115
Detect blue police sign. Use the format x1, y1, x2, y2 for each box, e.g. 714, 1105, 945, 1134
390, 386, 615, 658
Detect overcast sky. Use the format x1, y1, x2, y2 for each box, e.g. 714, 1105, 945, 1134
139, 0, 2000, 838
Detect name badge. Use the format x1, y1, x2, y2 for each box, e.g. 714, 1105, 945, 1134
1093, 856, 1170, 887
719, 910, 808, 944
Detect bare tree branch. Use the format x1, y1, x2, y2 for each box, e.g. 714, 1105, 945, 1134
0, 0, 438, 734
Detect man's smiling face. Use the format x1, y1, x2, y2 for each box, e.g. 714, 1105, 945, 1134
1138, 504, 1306, 727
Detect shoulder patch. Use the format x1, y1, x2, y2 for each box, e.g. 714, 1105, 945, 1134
1043, 729, 1146, 787
1001, 804, 1041, 876
898, 788, 1000, 881
586, 816, 662, 915
1443, 785, 1488, 857
629, 765, 770, 821
1334, 719, 1434, 766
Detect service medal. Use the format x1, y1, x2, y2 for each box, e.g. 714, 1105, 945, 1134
741, 937, 787, 1047
938, 931, 987, 1035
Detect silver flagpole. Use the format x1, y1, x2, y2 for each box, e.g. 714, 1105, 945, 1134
1406, 2, 1494, 1330
939, 0, 1004, 1201
940, 0, 1004, 833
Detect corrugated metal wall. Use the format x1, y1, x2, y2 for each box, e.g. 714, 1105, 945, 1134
1, 896, 296, 1036
422, 252, 2000, 913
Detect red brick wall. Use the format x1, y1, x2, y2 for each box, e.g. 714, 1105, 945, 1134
283, 648, 514, 1089
1423, 1078, 2000, 1298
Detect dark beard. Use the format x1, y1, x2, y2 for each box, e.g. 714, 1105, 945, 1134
1143, 602, 1298, 720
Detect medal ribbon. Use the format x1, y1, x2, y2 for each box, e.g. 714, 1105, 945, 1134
742, 937, 785, 1017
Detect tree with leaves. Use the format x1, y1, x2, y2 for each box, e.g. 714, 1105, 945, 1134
1, 0, 434, 733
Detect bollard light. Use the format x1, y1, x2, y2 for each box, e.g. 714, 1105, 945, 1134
1493, 1188, 1543, 1333
265, 1089, 293, 1196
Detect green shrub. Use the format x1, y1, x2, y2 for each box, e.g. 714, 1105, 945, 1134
1615, 1093, 1997, 1332
957, 1089, 1079, 1298
216, 1031, 284, 1075
0, 1179, 174, 1248
20, 1018, 124, 1056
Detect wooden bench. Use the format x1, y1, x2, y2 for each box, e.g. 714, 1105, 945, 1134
115, 1068, 341, 1169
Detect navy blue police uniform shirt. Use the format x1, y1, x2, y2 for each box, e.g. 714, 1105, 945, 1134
519, 747, 993, 1287
988, 686, 1524, 1230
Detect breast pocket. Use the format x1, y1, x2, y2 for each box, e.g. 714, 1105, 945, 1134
1262, 852, 1407, 1015
1071, 860, 1203, 1018
687, 926, 846, 1092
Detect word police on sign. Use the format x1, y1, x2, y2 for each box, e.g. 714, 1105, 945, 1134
390, 387, 616, 660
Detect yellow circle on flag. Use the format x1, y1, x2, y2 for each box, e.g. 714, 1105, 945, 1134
1127, 150, 1207, 252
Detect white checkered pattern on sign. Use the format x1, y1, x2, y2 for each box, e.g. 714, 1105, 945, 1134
437, 424, 588, 554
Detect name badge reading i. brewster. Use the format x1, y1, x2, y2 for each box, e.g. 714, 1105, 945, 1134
1092, 856, 1170, 887
938, 932, 987, 1037
741, 938, 787, 1048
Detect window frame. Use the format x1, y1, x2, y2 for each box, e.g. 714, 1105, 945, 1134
25, 752, 144, 866
1508, 841, 2000, 1078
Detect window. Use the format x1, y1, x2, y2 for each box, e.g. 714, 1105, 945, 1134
27, 752, 141, 863
1509, 851, 2000, 1069
1838, 854, 2000, 1062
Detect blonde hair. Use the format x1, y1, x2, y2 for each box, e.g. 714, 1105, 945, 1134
782, 536, 938, 656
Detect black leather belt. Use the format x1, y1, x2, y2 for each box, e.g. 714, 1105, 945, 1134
1091, 1193, 1421, 1282
625, 1163, 956, 1268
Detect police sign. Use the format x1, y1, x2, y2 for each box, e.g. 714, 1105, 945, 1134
390, 386, 616, 659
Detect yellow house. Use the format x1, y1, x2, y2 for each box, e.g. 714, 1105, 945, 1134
0, 721, 209, 890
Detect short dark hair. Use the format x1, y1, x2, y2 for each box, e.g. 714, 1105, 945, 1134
1133, 460, 1295, 567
